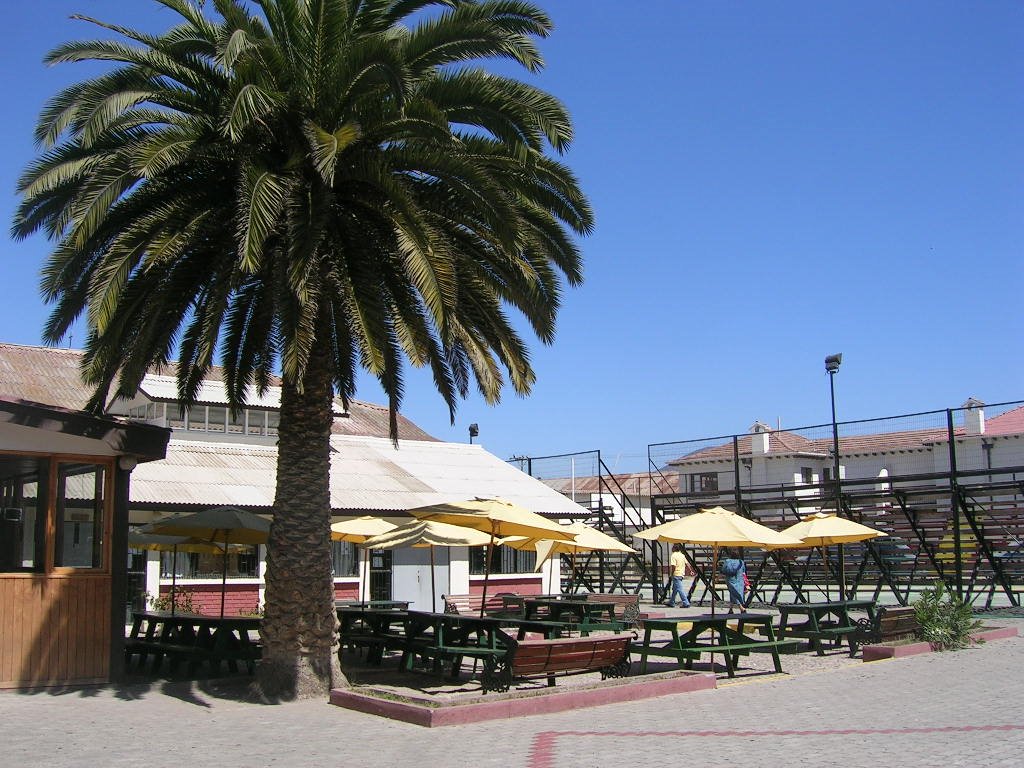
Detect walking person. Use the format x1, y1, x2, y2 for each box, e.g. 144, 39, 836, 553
719, 548, 746, 613
663, 543, 691, 607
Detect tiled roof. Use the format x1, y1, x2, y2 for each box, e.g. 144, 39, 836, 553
543, 471, 677, 496
669, 426, 962, 465
0, 342, 435, 441
987, 405, 1024, 435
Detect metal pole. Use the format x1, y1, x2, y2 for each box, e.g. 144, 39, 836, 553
827, 357, 845, 599
946, 409, 963, 600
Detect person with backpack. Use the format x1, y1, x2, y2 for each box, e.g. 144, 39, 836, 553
719, 548, 747, 613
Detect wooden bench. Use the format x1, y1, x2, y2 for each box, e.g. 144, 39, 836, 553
481, 634, 632, 693
853, 605, 920, 645
581, 592, 641, 626
442, 592, 522, 617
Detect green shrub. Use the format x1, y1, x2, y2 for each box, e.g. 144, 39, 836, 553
145, 588, 197, 614
912, 582, 982, 651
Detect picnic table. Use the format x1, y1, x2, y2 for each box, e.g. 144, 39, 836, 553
401, 611, 575, 676
775, 599, 877, 656
631, 612, 796, 678
336, 606, 410, 663
522, 597, 622, 635
334, 600, 409, 610
125, 610, 261, 675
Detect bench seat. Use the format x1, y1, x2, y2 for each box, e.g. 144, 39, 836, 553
482, 634, 631, 693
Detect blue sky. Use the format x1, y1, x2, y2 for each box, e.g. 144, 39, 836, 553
1, 1, 1021, 471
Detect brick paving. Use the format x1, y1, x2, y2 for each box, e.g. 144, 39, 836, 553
2, 622, 1022, 768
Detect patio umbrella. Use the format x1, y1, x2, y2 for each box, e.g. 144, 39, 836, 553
634, 506, 802, 614
359, 520, 492, 611
408, 497, 575, 615
776, 512, 887, 601
127, 532, 245, 616
331, 516, 399, 604
143, 506, 271, 617
504, 522, 636, 591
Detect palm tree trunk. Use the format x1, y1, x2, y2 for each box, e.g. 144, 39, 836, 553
254, 329, 345, 700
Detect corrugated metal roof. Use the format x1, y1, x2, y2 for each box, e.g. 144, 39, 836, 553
139, 374, 283, 409
0, 343, 436, 442
128, 435, 590, 519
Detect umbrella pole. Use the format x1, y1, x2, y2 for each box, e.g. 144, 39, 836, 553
362, 549, 369, 604
480, 531, 495, 618
430, 546, 436, 613
822, 546, 830, 602
839, 543, 847, 601
171, 545, 178, 616
220, 530, 228, 618
710, 545, 719, 676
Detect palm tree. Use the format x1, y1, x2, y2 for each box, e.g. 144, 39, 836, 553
13, 0, 591, 700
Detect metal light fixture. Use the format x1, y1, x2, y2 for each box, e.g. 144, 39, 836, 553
468, 423, 479, 443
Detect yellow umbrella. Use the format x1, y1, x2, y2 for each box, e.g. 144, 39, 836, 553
331, 516, 399, 604
408, 497, 576, 615
500, 522, 634, 593
360, 520, 492, 611
635, 506, 802, 614
776, 512, 887, 601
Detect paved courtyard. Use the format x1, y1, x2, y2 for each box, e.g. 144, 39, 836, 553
3, 630, 1022, 768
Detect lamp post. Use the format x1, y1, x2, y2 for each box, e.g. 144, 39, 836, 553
825, 352, 844, 598
468, 423, 479, 444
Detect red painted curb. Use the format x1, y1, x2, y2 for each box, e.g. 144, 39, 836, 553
329, 671, 716, 727
862, 624, 1017, 662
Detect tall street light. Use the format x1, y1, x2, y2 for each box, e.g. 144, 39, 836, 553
825, 352, 844, 598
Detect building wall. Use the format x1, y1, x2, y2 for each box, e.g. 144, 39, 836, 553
0, 572, 112, 688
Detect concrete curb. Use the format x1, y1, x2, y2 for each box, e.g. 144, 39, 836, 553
329, 671, 716, 727
862, 624, 1018, 662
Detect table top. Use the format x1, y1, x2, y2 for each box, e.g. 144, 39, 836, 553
682, 611, 773, 624
777, 600, 876, 614
133, 610, 261, 627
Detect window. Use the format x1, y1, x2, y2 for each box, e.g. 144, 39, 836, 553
823, 467, 832, 482
247, 410, 266, 436
227, 408, 245, 434
689, 472, 718, 493
0, 456, 47, 572
207, 406, 226, 433
54, 462, 106, 569
470, 544, 536, 575
331, 541, 359, 577
800, 467, 814, 485
160, 544, 259, 579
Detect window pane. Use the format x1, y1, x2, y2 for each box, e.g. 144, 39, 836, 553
55, 462, 105, 569
208, 406, 226, 433
0, 456, 46, 572
161, 544, 258, 578
331, 541, 358, 577
470, 545, 535, 575
228, 409, 245, 434
247, 410, 266, 436
168, 405, 186, 430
